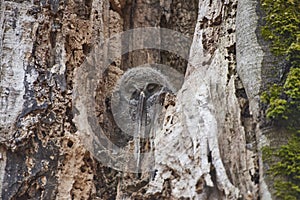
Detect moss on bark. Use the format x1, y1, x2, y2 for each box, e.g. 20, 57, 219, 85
260, 0, 300, 199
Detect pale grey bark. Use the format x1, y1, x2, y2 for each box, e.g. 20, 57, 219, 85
236, 0, 272, 199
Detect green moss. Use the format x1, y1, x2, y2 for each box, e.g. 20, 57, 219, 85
261, 84, 288, 119
260, 0, 300, 122
260, 0, 300, 199
284, 68, 300, 100
261, 0, 300, 58
264, 134, 300, 200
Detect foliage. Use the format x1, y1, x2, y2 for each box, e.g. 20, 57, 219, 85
260, 0, 300, 199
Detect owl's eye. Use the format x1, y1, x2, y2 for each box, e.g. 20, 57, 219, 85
146, 83, 160, 94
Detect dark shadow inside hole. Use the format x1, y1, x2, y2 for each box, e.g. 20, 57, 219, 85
67, 140, 74, 148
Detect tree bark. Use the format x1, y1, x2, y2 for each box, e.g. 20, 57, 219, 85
0, 0, 279, 199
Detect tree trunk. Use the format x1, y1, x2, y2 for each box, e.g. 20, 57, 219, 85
0, 0, 279, 199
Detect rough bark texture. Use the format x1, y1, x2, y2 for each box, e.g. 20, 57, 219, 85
0, 0, 280, 199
